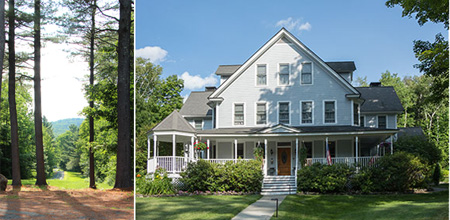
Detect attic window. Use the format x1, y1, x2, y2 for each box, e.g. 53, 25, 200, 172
301, 63, 312, 84
378, 116, 386, 128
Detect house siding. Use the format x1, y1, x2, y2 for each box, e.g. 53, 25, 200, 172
218, 43, 353, 128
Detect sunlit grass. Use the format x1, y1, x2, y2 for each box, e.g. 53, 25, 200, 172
136, 195, 262, 219
275, 190, 449, 220
7, 171, 112, 190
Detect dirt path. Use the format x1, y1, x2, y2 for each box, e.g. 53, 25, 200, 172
0, 185, 133, 219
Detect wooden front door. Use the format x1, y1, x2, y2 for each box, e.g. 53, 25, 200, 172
277, 148, 291, 175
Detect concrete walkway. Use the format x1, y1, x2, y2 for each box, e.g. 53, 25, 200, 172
232, 195, 287, 220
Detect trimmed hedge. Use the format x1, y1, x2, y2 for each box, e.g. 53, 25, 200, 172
180, 159, 263, 193
297, 163, 354, 193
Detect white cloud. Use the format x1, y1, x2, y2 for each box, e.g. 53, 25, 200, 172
276, 17, 312, 33
180, 72, 218, 90
135, 46, 168, 64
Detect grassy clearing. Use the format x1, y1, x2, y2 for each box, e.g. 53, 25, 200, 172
7, 171, 112, 190
275, 191, 449, 220
136, 195, 262, 220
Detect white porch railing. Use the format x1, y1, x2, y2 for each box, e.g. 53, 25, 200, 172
148, 157, 252, 173
305, 156, 379, 167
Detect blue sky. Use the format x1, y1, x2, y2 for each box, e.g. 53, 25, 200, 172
135, 1, 447, 98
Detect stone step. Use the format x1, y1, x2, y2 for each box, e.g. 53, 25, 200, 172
261, 191, 297, 195
263, 182, 295, 186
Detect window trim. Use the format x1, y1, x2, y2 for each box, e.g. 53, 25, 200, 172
300, 61, 313, 85
377, 115, 387, 128
232, 102, 245, 126
277, 63, 291, 86
194, 119, 203, 130
255, 102, 268, 126
323, 100, 337, 124
255, 64, 268, 86
300, 100, 314, 125
277, 101, 291, 125
352, 101, 360, 126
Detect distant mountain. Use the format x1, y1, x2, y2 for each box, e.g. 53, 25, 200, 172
51, 118, 84, 137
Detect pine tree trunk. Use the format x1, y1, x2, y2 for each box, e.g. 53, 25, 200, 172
89, 0, 96, 189
34, 0, 47, 186
8, 0, 21, 186
0, 0, 6, 174
114, 0, 132, 189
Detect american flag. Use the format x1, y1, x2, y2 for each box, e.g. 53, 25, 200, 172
326, 141, 332, 165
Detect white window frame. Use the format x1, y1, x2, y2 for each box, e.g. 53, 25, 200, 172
352, 101, 360, 126
323, 100, 337, 124
277, 101, 291, 125
194, 119, 203, 130
278, 63, 290, 86
377, 115, 387, 128
255, 102, 268, 126
300, 62, 313, 85
300, 100, 314, 125
255, 64, 268, 86
233, 102, 245, 126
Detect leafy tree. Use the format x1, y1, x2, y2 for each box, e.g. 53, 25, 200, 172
56, 124, 81, 171
386, 0, 449, 28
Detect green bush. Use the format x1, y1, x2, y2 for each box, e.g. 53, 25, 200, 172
395, 136, 441, 165
136, 168, 175, 195
297, 163, 354, 193
180, 159, 263, 193
352, 152, 430, 192
432, 163, 442, 186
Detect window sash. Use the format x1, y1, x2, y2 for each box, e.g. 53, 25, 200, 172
237, 144, 244, 158
194, 120, 202, 130
234, 104, 244, 125
256, 104, 266, 124
257, 65, 267, 85
279, 64, 289, 85
324, 101, 335, 123
353, 104, 359, 126
301, 63, 312, 84
378, 116, 386, 128
302, 102, 312, 123
279, 103, 290, 124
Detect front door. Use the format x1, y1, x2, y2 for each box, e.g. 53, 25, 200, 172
277, 148, 291, 175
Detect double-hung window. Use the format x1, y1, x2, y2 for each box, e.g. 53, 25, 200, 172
256, 103, 267, 125
301, 63, 312, 84
353, 103, 359, 126
194, 119, 202, 130
301, 101, 313, 124
256, 64, 267, 86
234, 104, 244, 125
279, 102, 290, 124
378, 116, 386, 128
324, 101, 336, 123
279, 64, 289, 85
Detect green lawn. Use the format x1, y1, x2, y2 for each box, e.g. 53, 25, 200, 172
136, 195, 262, 220
275, 191, 449, 220
7, 171, 112, 190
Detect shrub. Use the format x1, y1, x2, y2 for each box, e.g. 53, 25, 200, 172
180, 159, 263, 193
432, 163, 442, 186
395, 136, 441, 165
363, 152, 430, 192
136, 168, 175, 195
297, 163, 354, 193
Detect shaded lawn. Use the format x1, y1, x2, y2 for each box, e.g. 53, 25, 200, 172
136, 194, 262, 220
275, 191, 449, 220
7, 171, 112, 190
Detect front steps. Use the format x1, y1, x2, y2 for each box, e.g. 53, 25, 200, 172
261, 176, 296, 195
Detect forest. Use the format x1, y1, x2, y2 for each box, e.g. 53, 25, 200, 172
0, 0, 133, 190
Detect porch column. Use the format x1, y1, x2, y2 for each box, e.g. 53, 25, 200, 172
355, 136, 359, 164
264, 139, 268, 176
172, 134, 176, 174
376, 144, 379, 156
153, 134, 157, 172
234, 139, 238, 159
190, 136, 194, 162
390, 135, 393, 155
207, 139, 210, 160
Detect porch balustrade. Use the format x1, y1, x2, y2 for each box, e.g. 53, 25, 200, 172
148, 157, 252, 173
305, 156, 379, 167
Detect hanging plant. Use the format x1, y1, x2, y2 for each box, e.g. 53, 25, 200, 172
194, 141, 208, 150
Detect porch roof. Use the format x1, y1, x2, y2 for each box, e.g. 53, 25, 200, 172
150, 110, 196, 134
197, 125, 398, 136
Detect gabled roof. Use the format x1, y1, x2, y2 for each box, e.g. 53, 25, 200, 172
216, 62, 356, 76
260, 124, 300, 133
179, 91, 213, 117
209, 28, 360, 99
151, 110, 196, 133
356, 86, 404, 113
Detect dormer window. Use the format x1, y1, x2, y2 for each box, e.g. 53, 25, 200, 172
279, 64, 290, 85
256, 64, 267, 86
378, 115, 386, 128
301, 62, 312, 84
234, 103, 244, 125
194, 119, 202, 130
